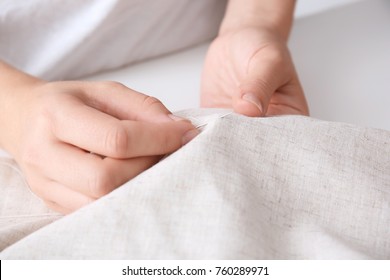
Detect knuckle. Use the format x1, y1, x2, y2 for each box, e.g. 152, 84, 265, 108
251, 46, 286, 72
141, 96, 163, 110
100, 81, 126, 91
88, 166, 112, 198
105, 124, 128, 157
254, 78, 272, 92
242, 77, 273, 97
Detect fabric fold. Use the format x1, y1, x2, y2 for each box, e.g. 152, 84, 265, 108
1, 109, 389, 259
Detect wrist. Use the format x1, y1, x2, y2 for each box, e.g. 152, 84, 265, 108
219, 0, 295, 41
219, 22, 291, 42
0, 62, 44, 153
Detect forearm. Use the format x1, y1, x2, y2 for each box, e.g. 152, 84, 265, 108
219, 0, 296, 40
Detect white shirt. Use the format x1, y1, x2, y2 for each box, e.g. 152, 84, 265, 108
0, 0, 226, 80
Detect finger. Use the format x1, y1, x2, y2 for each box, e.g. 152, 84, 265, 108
45, 201, 71, 215
25, 171, 97, 212
52, 100, 198, 158
38, 142, 160, 198
266, 82, 310, 116
233, 50, 288, 117
78, 81, 175, 123
39, 180, 96, 212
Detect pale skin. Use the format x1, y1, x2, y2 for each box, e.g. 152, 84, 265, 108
201, 0, 309, 116
0, 0, 308, 214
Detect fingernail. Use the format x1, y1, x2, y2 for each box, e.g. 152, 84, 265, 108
169, 114, 190, 122
242, 93, 263, 113
182, 129, 200, 145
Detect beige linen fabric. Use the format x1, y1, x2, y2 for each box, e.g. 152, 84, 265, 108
0, 109, 389, 259
0, 158, 61, 251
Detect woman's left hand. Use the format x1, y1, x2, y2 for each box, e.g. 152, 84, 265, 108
201, 27, 309, 117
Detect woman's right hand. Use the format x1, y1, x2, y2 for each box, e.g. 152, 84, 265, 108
0, 78, 198, 214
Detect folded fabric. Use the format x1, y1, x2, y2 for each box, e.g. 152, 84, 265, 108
0, 158, 61, 251
1, 109, 389, 259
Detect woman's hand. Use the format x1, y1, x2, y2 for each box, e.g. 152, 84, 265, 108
201, 27, 309, 116
0, 77, 197, 214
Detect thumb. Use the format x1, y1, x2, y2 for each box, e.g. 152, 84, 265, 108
233, 55, 284, 117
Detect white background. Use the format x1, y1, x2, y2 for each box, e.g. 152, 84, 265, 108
2, 260, 390, 280
295, 0, 363, 17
